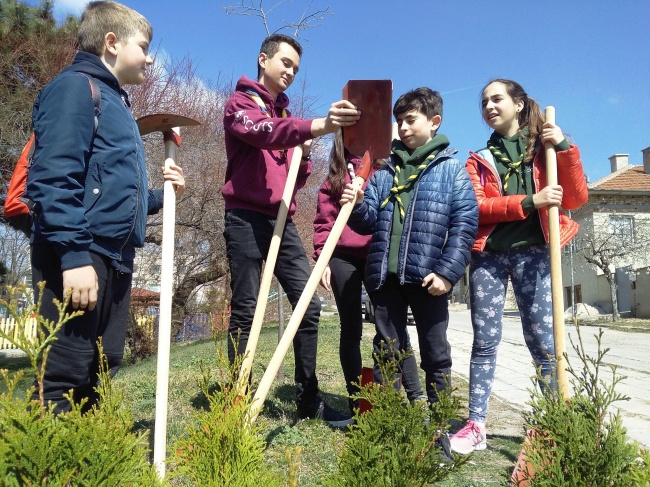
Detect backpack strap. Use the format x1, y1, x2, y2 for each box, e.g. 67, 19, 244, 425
26, 73, 101, 163
78, 73, 102, 132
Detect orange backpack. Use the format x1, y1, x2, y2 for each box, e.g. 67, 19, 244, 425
3, 73, 101, 237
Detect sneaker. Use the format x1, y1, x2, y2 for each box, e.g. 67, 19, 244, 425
297, 398, 354, 428
449, 419, 486, 454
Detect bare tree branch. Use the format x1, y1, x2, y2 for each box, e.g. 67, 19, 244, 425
223, 0, 332, 39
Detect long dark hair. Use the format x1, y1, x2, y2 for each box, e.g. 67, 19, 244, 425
482, 79, 544, 163
326, 130, 385, 201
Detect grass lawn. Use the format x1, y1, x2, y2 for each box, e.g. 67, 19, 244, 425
1, 313, 525, 485
582, 317, 650, 334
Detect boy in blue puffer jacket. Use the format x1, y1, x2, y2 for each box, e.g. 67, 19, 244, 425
342, 87, 478, 405
27, 1, 185, 414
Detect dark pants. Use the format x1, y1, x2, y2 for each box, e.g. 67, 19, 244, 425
31, 245, 132, 414
224, 209, 321, 408
329, 252, 423, 403
371, 275, 451, 403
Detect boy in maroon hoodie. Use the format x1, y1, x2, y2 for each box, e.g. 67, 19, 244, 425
222, 33, 360, 425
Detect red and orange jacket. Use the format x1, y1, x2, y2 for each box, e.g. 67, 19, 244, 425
465, 144, 588, 252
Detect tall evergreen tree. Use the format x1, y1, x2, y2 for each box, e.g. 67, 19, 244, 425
0, 0, 78, 194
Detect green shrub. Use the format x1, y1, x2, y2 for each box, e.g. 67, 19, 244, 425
326, 347, 468, 486
0, 284, 161, 486
514, 326, 650, 486
169, 340, 285, 486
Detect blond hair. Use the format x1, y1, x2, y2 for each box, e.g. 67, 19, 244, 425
78, 1, 153, 56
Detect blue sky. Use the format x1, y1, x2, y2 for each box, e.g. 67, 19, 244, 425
44, 0, 649, 182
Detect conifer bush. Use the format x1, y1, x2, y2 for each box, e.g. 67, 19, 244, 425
0, 284, 161, 486
326, 348, 468, 486
513, 326, 650, 486
170, 341, 285, 486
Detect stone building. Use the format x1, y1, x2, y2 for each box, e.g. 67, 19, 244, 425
563, 147, 650, 318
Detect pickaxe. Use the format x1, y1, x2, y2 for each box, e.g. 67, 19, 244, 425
136, 113, 200, 479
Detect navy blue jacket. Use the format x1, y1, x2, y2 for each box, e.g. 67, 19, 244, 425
348, 147, 478, 293
27, 52, 163, 271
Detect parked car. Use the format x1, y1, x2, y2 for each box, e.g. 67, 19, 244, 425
363, 285, 414, 325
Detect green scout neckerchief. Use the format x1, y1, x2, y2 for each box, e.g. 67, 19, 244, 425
381, 134, 449, 219
245, 89, 288, 158
487, 128, 529, 191
245, 89, 287, 118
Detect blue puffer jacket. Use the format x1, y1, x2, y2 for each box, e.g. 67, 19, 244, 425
349, 147, 478, 292
27, 52, 163, 271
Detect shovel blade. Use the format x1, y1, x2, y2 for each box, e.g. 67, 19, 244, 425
342, 80, 393, 160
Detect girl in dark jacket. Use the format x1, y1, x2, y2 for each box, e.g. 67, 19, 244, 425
450, 79, 588, 454
313, 130, 425, 414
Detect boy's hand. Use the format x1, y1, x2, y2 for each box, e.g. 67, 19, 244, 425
63, 265, 99, 310
311, 100, 361, 137
540, 122, 564, 147
300, 139, 313, 165
422, 272, 451, 296
319, 265, 331, 292
533, 185, 563, 208
162, 163, 186, 197
339, 183, 363, 206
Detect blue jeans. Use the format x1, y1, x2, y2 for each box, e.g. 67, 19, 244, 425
329, 252, 423, 404
31, 245, 132, 414
371, 275, 451, 404
468, 246, 555, 422
224, 209, 321, 408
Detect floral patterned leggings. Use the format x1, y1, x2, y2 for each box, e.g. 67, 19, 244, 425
467, 246, 556, 423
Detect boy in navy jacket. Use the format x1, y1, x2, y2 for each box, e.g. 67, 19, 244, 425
27, 1, 185, 413
222, 33, 359, 424
342, 87, 478, 405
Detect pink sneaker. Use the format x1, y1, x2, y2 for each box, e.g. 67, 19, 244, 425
450, 420, 486, 454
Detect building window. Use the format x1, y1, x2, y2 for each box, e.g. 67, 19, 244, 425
609, 215, 635, 245
563, 238, 579, 255
565, 284, 582, 307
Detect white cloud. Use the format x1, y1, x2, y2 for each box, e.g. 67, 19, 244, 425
52, 0, 86, 19
607, 95, 620, 105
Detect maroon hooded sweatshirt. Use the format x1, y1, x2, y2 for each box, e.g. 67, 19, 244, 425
222, 75, 314, 218
312, 156, 378, 262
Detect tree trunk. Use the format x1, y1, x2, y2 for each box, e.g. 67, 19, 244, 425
605, 270, 620, 322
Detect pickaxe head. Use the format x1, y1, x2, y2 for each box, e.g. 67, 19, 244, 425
136, 113, 201, 137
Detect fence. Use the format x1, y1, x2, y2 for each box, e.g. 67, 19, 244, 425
0, 316, 38, 350
139, 309, 229, 343
0, 310, 229, 351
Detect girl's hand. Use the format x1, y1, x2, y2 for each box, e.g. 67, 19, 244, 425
163, 163, 186, 197
340, 183, 364, 206
422, 272, 451, 296
533, 185, 563, 208
319, 265, 331, 292
541, 122, 565, 147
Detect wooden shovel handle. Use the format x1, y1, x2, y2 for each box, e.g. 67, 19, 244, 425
247, 170, 367, 424
236, 146, 304, 396
545, 107, 569, 399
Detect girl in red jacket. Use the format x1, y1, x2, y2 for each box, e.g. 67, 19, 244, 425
313, 130, 425, 415
450, 79, 587, 454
